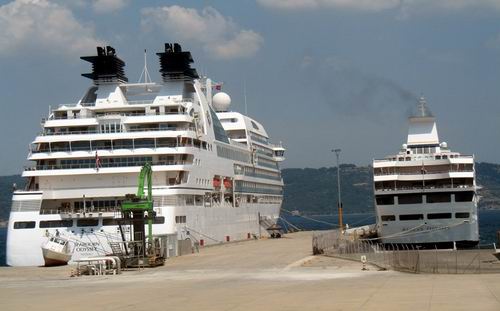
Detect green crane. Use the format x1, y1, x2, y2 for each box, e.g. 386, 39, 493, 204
121, 162, 154, 244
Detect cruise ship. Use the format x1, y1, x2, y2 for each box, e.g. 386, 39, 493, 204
6, 44, 285, 266
373, 97, 479, 247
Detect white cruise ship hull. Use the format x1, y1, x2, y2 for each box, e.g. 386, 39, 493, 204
7, 202, 280, 267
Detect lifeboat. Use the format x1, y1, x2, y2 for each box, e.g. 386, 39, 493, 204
213, 177, 221, 188
41, 235, 73, 266
223, 178, 232, 188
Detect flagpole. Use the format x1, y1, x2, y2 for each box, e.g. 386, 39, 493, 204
244, 80, 248, 115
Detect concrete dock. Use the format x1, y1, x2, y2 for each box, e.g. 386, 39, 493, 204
1, 231, 500, 310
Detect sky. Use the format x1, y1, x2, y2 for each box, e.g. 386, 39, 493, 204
0, 0, 500, 175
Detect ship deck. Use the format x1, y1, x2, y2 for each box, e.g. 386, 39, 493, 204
1, 231, 500, 310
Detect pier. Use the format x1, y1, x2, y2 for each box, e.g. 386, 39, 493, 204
1, 232, 500, 310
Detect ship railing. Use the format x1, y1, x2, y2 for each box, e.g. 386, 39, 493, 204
128, 126, 196, 132
126, 100, 154, 105
39, 126, 196, 136
57, 103, 80, 108
234, 171, 282, 181
40, 206, 121, 215
375, 184, 474, 192
373, 155, 474, 162
31, 140, 200, 154
40, 130, 99, 136
25, 160, 187, 171
374, 169, 474, 176
48, 110, 190, 120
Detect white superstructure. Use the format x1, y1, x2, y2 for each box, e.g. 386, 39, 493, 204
373, 97, 479, 247
6, 44, 285, 266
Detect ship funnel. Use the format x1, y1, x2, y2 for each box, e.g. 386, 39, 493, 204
156, 43, 199, 83
81, 46, 128, 85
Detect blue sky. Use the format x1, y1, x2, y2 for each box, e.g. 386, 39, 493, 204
0, 0, 500, 175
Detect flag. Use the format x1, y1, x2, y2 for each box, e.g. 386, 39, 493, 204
95, 151, 101, 171
213, 82, 223, 91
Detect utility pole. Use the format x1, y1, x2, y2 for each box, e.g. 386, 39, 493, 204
332, 149, 343, 232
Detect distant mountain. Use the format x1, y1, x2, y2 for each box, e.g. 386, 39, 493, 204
1, 162, 499, 222
282, 164, 373, 215
282, 162, 500, 215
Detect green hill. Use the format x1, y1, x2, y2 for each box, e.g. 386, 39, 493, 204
1, 162, 500, 221
282, 162, 500, 215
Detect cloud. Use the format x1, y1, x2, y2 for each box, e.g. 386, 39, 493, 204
258, 0, 500, 16
257, 0, 400, 11
0, 0, 103, 57
141, 5, 263, 59
92, 0, 129, 14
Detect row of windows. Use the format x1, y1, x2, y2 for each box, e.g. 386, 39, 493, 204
256, 156, 278, 169
234, 165, 281, 180
376, 192, 474, 205
35, 137, 209, 153
249, 133, 268, 144
13, 217, 165, 229
216, 145, 251, 163
175, 216, 187, 224
381, 212, 470, 222
392, 153, 462, 161
234, 181, 283, 195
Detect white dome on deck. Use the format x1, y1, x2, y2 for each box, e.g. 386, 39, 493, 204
212, 92, 231, 112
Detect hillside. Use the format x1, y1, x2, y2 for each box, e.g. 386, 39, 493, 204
1, 162, 500, 221
282, 162, 500, 215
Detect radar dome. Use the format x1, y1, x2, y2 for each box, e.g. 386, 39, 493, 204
212, 92, 231, 112
402, 144, 408, 150
440, 142, 448, 148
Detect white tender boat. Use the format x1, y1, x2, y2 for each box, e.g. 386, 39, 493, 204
41, 236, 72, 266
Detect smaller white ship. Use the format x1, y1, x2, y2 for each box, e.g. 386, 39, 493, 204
41, 235, 72, 266
373, 96, 479, 247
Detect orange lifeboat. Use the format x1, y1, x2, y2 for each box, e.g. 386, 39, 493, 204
223, 178, 232, 188
213, 177, 221, 188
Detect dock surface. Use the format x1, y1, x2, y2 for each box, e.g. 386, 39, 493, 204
1, 231, 500, 310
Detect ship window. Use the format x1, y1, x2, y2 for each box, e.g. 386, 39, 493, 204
13, 221, 36, 229
153, 216, 165, 224
455, 212, 470, 219
381, 215, 396, 221
209, 107, 229, 143
399, 214, 424, 221
376, 195, 394, 205
427, 213, 452, 219
77, 219, 99, 227
454, 192, 474, 202
175, 216, 187, 223
426, 193, 451, 203
40, 220, 73, 228
398, 194, 423, 204
102, 219, 118, 226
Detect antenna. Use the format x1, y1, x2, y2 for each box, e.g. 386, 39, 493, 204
244, 80, 248, 115
138, 49, 152, 84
